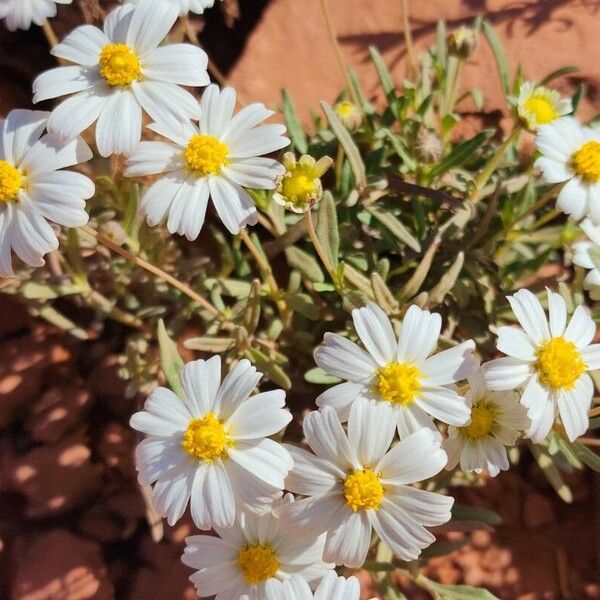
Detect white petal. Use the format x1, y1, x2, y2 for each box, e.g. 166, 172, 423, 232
223, 157, 283, 190
124, 140, 183, 176
284, 444, 344, 496
181, 356, 221, 416
95, 89, 142, 157
416, 385, 470, 426
228, 438, 293, 489
131, 80, 201, 126
420, 340, 476, 385
314, 573, 360, 600
496, 326, 536, 362
323, 509, 371, 569
51, 25, 109, 66
376, 428, 446, 485
227, 124, 289, 159
182, 535, 237, 570
347, 398, 395, 466
582, 344, 600, 369
564, 305, 596, 348
11, 200, 58, 265
390, 486, 453, 527
534, 157, 571, 183
47, 88, 107, 142
507, 289, 550, 344
216, 358, 262, 419
135, 436, 186, 486
546, 289, 567, 337
208, 175, 257, 234
200, 84, 237, 137
33, 66, 100, 104
226, 459, 283, 514
130, 386, 190, 435
152, 459, 195, 525
314, 333, 377, 383
520, 373, 550, 421
165, 176, 209, 241
315, 381, 364, 422
483, 357, 532, 391
191, 461, 236, 529
21, 134, 92, 176
189, 562, 241, 597
2, 109, 48, 165
140, 174, 183, 227
397, 305, 442, 363
127, 0, 179, 55
557, 373, 593, 441
142, 43, 209, 87
226, 390, 292, 440
556, 177, 587, 221
277, 494, 344, 539
395, 404, 437, 439
223, 102, 274, 138
352, 302, 397, 366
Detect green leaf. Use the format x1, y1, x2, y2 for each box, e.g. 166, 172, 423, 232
482, 19, 509, 96
21, 281, 85, 300
568, 441, 600, 472
304, 367, 342, 385
538, 65, 578, 86
420, 538, 469, 558
368, 45, 394, 95
320, 101, 367, 190
451, 504, 502, 525
530, 443, 573, 503
427, 251, 465, 307
281, 89, 308, 154
429, 131, 492, 179
435, 20, 447, 68
244, 348, 291, 390
421, 578, 501, 600
158, 319, 185, 397
316, 191, 340, 268
382, 129, 417, 170
367, 206, 421, 253
286, 246, 325, 283
282, 292, 319, 320
184, 337, 235, 353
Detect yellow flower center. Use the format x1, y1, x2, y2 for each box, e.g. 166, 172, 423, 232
376, 362, 422, 405
535, 337, 586, 391
524, 95, 558, 125
99, 43, 141, 87
571, 141, 600, 183
280, 167, 318, 204
181, 412, 233, 461
237, 544, 280, 584
343, 469, 384, 512
0, 160, 23, 203
460, 402, 495, 439
183, 134, 230, 176
335, 100, 356, 119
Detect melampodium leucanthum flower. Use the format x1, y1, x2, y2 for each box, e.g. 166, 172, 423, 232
130, 357, 293, 528
277, 400, 453, 567
0, 0, 72, 31
484, 288, 600, 442
32, 0, 210, 157
535, 116, 600, 223
572, 218, 600, 300
314, 302, 476, 438
265, 572, 360, 600
516, 82, 572, 132
182, 495, 333, 600
127, 0, 220, 16
444, 369, 529, 477
0, 109, 94, 277
125, 84, 289, 237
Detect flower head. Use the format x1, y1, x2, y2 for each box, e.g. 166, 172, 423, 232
484, 288, 599, 442
273, 153, 333, 213
447, 26, 477, 59
444, 369, 529, 477
265, 573, 360, 600
517, 82, 572, 131
534, 117, 600, 224
314, 302, 477, 438
0, 0, 72, 31
572, 218, 600, 300
182, 496, 332, 600
334, 100, 362, 131
32, 0, 210, 157
278, 400, 453, 567
125, 84, 289, 237
0, 109, 93, 277
130, 356, 293, 528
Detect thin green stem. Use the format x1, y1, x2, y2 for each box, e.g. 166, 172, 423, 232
473, 127, 520, 195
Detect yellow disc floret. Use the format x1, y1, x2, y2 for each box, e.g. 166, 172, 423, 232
536, 337, 586, 391
184, 134, 229, 176
460, 402, 495, 439
343, 469, 384, 512
181, 412, 233, 461
237, 544, 280, 584
99, 43, 141, 87
0, 160, 23, 203
280, 167, 318, 202
571, 141, 600, 183
523, 95, 558, 126
376, 362, 422, 406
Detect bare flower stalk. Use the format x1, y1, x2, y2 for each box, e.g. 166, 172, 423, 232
400, 0, 417, 78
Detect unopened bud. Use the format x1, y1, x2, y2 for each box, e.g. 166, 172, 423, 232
447, 26, 477, 59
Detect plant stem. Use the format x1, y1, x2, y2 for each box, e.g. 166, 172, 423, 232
400, 0, 417, 78
473, 127, 520, 194
319, 0, 360, 107
304, 209, 337, 281
42, 20, 59, 47
80, 224, 226, 322
588, 405, 600, 418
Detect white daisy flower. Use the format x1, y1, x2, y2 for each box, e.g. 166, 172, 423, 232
314, 302, 476, 438
572, 218, 600, 300
128, 0, 219, 16
265, 572, 360, 600
277, 400, 453, 568
534, 116, 600, 223
0, 0, 72, 31
444, 369, 529, 477
484, 288, 600, 442
125, 84, 289, 237
181, 495, 332, 600
516, 82, 572, 132
32, 0, 210, 157
0, 109, 93, 277
130, 356, 293, 528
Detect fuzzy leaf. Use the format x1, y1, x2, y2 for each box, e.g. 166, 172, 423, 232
245, 348, 291, 390
429, 131, 492, 179
369, 45, 394, 95
286, 246, 325, 283
482, 19, 509, 96
367, 206, 421, 253
304, 367, 342, 385
184, 337, 235, 353
316, 191, 340, 268
158, 319, 185, 397
282, 89, 308, 153
422, 578, 501, 600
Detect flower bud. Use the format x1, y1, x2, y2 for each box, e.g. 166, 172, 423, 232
447, 26, 478, 59
334, 100, 362, 132
415, 129, 443, 164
